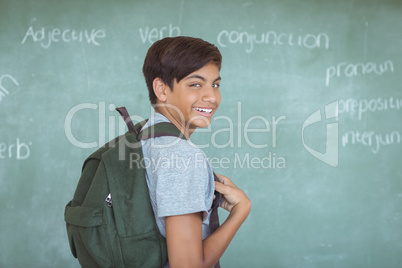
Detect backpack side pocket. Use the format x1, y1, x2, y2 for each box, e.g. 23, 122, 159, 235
65, 203, 113, 268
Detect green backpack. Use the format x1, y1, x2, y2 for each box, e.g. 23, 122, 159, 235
64, 107, 186, 268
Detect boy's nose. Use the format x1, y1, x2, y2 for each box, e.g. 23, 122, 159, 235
202, 86, 219, 103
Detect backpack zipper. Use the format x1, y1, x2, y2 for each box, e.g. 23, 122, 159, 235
105, 193, 112, 208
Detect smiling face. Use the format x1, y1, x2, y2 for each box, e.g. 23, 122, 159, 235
154, 62, 221, 138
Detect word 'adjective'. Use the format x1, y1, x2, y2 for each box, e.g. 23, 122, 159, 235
0, 138, 31, 160
21, 26, 106, 49
139, 24, 181, 44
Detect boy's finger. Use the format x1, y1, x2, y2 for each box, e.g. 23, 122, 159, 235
214, 181, 229, 194
216, 174, 236, 187
216, 173, 232, 184
215, 173, 224, 182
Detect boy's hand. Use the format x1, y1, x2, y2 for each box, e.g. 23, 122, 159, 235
214, 174, 251, 214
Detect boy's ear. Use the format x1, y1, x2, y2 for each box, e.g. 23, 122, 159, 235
153, 77, 168, 102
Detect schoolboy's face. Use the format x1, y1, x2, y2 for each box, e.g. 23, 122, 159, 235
164, 63, 221, 134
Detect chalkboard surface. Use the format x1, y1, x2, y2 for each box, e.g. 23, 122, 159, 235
1, 0, 401, 267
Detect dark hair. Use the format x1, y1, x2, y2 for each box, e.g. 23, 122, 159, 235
143, 36, 222, 104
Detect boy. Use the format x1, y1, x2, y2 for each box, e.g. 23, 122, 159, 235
141, 36, 250, 268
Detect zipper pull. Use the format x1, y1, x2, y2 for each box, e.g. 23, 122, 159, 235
105, 193, 112, 208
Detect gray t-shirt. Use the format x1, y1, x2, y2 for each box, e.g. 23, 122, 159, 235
141, 113, 215, 241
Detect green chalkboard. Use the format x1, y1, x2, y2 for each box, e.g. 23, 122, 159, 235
1, 0, 401, 267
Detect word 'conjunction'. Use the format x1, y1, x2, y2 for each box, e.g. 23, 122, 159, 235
217, 29, 329, 53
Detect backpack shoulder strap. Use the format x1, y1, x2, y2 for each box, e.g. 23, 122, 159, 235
116, 106, 186, 140
138, 122, 186, 140
116, 106, 138, 135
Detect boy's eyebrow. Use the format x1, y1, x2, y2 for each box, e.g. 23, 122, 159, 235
185, 75, 222, 82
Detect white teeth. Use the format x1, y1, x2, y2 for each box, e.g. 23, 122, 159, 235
195, 107, 212, 113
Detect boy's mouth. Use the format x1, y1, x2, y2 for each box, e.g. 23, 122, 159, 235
193, 107, 214, 116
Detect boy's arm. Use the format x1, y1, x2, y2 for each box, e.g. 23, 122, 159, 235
165, 174, 251, 268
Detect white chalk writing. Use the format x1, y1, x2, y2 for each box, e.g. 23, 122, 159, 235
0, 139, 32, 160
342, 130, 401, 154
0, 74, 19, 103
139, 24, 181, 44
21, 26, 106, 49
217, 30, 329, 53
325, 60, 394, 86
339, 96, 402, 120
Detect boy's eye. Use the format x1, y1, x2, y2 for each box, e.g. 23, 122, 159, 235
189, 82, 220, 88
212, 83, 220, 88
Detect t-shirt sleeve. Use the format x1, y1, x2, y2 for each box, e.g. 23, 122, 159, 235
149, 138, 213, 219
